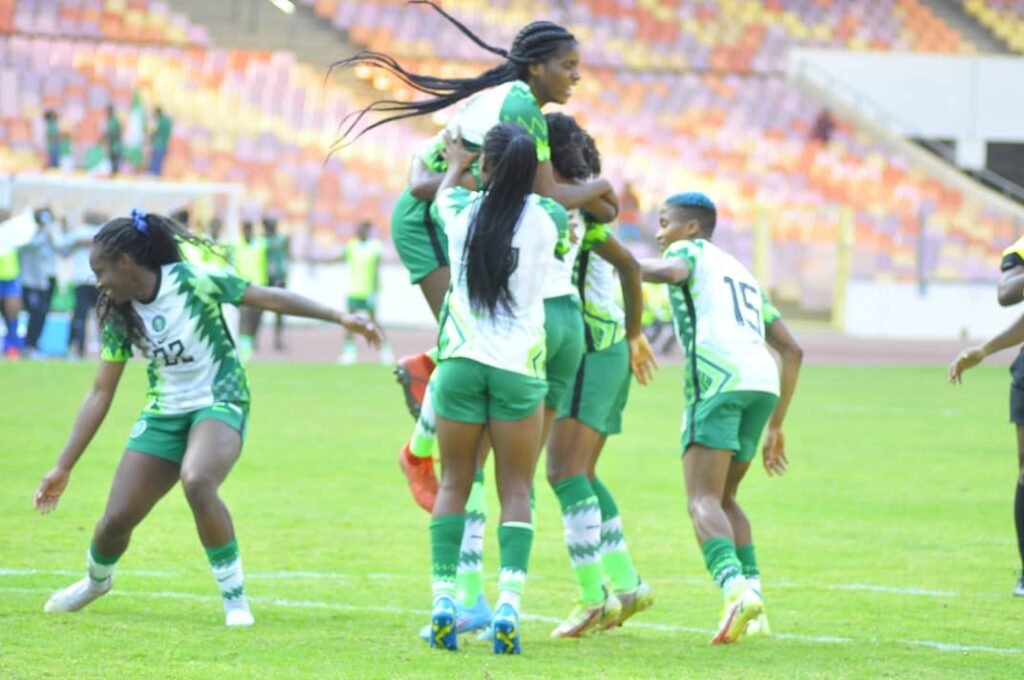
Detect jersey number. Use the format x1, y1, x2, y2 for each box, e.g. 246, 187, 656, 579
152, 340, 195, 366
723, 276, 761, 333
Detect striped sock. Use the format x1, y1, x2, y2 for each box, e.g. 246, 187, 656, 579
496, 522, 533, 611
87, 545, 118, 583
701, 536, 745, 593
410, 378, 438, 459
430, 514, 464, 603
206, 539, 248, 608
592, 477, 640, 592
455, 469, 486, 608
553, 476, 604, 606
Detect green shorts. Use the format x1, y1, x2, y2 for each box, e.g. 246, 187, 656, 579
544, 295, 584, 410
681, 390, 778, 463
558, 340, 631, 437
347, 296, 376, 314
391, 188, 448, 285
432, 358, 547, 424
127, 402, 249, 465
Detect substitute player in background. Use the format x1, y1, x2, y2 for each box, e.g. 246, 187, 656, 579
339, 220, 392, 365
641, 192, 802, 644
949, 233, 1024, 596
34, 210, 380, 626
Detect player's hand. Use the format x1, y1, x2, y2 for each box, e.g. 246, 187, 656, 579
35, 466, 70, 514
442, 128, 478, 171
762, 427, 788, 477
949, 346, 986, 384
338, 311, 383, 349
628, 333, 657, 386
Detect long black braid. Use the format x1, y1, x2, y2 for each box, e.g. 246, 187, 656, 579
546, 112, 603, 181
329, 1, 575, 149
93, 211, 211, 352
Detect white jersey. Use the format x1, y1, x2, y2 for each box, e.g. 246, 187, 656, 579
101, 262, 251, 413
543, 208, 583, 301
663, 239, 781, 403
577, 216, 626, 351
432, 186, 567, 378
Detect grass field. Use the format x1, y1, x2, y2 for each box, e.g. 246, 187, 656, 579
1, 359, 1021, 678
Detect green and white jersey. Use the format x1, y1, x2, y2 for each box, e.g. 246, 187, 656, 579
664, 239, 781, 403
544, 208, 583, 301
575, 215, 626, 352
419, 80, 551, 175
101, 262, 251, 413
432, 186, 567, 378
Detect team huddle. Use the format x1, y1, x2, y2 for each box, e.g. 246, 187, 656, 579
33, 2, 804, 656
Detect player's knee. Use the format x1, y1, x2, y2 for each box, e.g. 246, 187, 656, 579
687, 494, 718, 521
180, 470, 217, 506
96, 510, 135, 540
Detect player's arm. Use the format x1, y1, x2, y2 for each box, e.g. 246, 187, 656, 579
949, 311, 1024, 383
534, 160, 618, 222
35, 360, 127, 513
639, 257, 691, 285
436, 131, 478, 196
998, 264, 1024, 307
594, 235, 657, 384
764, 319, 803, 476
241, 285, 381, 347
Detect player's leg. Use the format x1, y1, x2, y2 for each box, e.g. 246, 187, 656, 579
428, 359, 489, 650
453, 433, 492, 628
488, 368, 547, 654
180, 411, 252, 626
238, 307, 258, 363
1015, 423, 1024, 596
367, 299, 392, 364
271, 278, 286, 351
683, 393, 762, 643
46, 412, 185, 613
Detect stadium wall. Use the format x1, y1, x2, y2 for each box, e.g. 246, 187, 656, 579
843, 279, 1021, 340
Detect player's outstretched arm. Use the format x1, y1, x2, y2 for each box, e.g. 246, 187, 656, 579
638, 258, 690, 285
950, 312, 1024, 383
595, 235, 657, 385
997, 265, 1024, 307
534, 160, 618, 222
35, 360, 126, 514
241, 285, 382, 348
764, 319, 803, 477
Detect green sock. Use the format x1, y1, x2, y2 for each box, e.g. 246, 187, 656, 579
87, 545, 119, 582
205, 539, 246, 604
701, 536, 744, 592
554, 475, 604, 606
591, 477, 639, 592
430, 513, 464, 602
456, 469, 486, 607
496, 522, 533, 611
736, 543, 759, 579
409, 373, 438, 459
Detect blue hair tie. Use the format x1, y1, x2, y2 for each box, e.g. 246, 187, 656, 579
131, 209, 149, 235
666, 192, 716, 213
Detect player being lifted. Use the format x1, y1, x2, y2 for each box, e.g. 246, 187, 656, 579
34, 211, 380, 626
640, 193, 802, 643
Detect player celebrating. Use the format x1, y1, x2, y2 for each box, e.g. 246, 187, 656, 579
542, 113, 657, 637
950, 234, 1024, 596
640, 193, 802, 643
425, 124, 562, 655
331, 0, 618, 511
34, 211, 380, 626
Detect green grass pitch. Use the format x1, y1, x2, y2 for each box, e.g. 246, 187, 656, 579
1, 360, 1020, 678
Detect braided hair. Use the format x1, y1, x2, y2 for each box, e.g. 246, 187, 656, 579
463, 122, 539, 316
545, 112, 602, 181
330, 1, 575, 148
93, 210, 211, 351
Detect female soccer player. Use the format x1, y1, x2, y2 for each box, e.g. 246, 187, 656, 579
332, 1, 619, 510
425, 123, 561, 655
640, 193, 802, 644
541, 113, 656, 637
34, 211, 380, 626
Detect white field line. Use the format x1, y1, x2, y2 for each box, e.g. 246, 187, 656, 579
0, 585, 1017, 656
0, 568, 969, 596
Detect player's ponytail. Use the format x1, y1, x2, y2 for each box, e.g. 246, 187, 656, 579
463, 123, 538, 316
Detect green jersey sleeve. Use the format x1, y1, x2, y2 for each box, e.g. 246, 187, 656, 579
581, 216, 612, 251
499, 82, 550, 163
761, 290, 782, 326
537, 196, 570, 258
191, 263, 250, 306
432, 186, 478, 232
663, 239, 701, 275
100, 318, 133, 362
